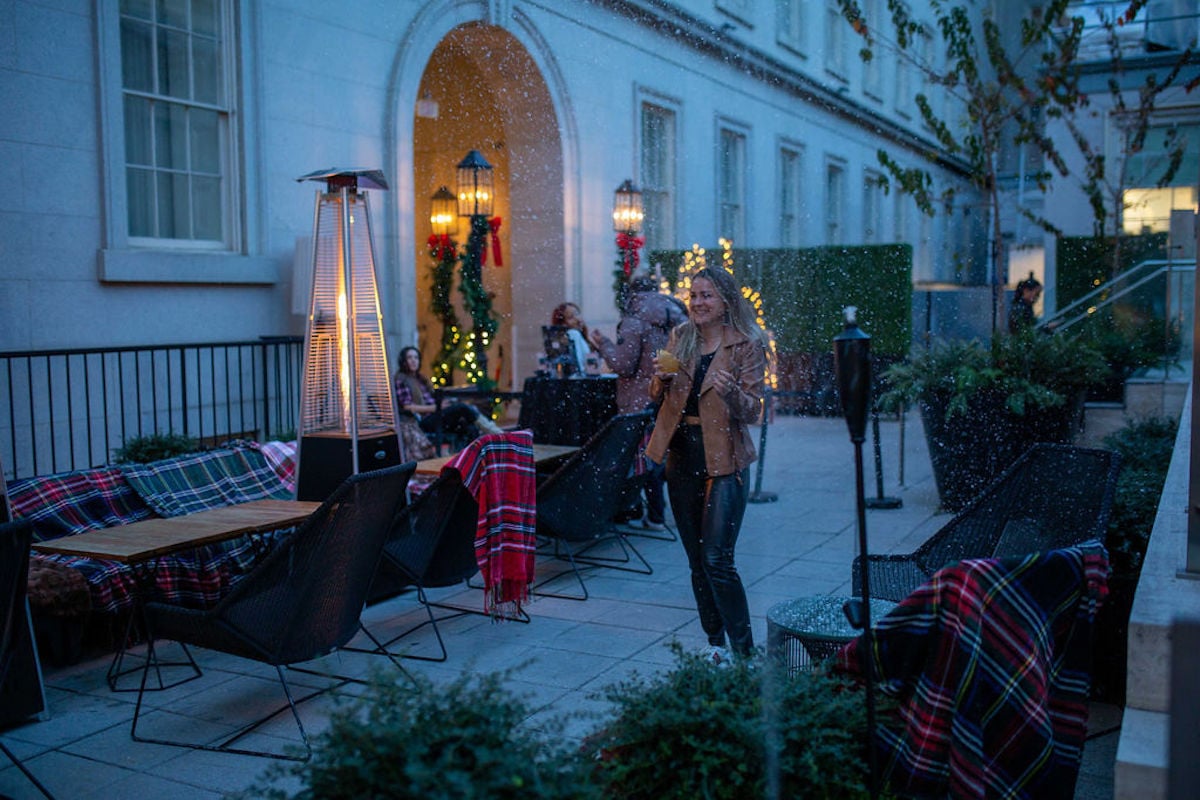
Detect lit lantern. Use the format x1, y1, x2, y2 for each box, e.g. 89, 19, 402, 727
430, 185, 457, 236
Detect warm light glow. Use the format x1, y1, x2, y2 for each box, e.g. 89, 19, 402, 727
337, 290, 351, 429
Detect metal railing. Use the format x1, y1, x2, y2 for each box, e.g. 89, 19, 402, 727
1, 337, 304, 481
1045, 258, 1195, 383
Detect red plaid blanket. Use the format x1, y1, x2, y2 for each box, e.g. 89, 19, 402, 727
835, 542, 1109, 800
445, 431, 536, 620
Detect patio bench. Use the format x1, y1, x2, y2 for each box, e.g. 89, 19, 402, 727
5, 442, 298, 664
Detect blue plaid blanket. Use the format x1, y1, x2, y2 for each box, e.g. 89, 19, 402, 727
120, 445, 292, 517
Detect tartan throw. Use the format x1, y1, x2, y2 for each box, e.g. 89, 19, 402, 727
6, 467, 155, 542
252, 440, 297, 494
835, 542, 1110, 800
120, 445, 293, 517
445, 431, 536, 620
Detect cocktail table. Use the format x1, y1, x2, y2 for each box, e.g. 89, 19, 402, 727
765, 595, 897, 675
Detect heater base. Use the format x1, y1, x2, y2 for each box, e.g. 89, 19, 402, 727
296, 430, 403, 501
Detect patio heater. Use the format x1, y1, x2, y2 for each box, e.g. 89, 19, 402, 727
294, 168, 402, 501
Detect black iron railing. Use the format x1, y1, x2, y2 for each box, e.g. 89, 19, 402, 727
1, 337, 304, 480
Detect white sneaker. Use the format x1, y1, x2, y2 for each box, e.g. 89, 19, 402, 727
701, 644, 732, 669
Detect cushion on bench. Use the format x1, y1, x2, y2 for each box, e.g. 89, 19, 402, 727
120, 445, 292, 517
6, 466, 154, 542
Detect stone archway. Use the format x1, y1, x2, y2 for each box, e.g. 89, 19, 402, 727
412, 23, 564, 389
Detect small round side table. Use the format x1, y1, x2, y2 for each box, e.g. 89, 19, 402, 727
765, 595, 897, 676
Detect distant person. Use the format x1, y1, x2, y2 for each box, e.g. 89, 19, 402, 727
590, 274, 687, 529
551, 302, 593, 374
1008, 273, 1043, 334
393, 347, 502, 445
646, 267, 767, 665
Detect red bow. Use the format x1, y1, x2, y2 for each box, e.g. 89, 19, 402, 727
616, 232, 645, 276
427, 233, 455, 261
483, 217, 503, 267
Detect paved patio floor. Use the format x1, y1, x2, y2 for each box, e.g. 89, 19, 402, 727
0, 415, 1119, 798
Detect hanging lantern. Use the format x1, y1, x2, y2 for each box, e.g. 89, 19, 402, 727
456, 149, 494, 217
430, 185, 457, 236
294, 167, 402, 501
612, 179, 644, 233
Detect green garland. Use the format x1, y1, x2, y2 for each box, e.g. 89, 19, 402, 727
459, 215, 498, 389
426, 235, 462, 388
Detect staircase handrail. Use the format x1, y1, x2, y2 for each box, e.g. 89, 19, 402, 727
1046, 259, 1193, 332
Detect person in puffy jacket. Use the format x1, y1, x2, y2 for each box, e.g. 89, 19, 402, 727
590, 275, 687, 529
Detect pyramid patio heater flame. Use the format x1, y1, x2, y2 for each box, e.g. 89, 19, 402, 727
295, 168, 402, 501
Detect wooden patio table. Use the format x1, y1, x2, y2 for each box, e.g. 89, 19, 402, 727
32, 499, 321, 690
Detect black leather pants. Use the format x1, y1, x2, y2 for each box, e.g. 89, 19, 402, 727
666, 425, 753, 656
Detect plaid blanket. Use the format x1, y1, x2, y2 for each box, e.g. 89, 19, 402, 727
6, 467, 154, 542
445, 431, 536, 620
252, 440, 297, 494
120, 445, 292, 517
835, 542, 1109, 800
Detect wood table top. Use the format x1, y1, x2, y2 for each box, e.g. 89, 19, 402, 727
31, 499, 321, 563
413, 443, 580, 476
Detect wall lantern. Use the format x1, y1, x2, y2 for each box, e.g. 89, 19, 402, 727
456, 149, 494, 217
612, 179, 644, 233
430, 185, 457, 236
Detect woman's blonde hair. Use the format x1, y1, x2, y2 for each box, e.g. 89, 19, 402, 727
673, 268, 767, 361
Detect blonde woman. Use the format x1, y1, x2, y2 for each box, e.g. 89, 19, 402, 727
645, 268, 767, 664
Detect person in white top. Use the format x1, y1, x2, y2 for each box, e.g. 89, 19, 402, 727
551, 301, 594, 375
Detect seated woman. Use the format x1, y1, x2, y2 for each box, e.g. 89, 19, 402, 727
551, 301, 594, 374
392, 347, 502, 447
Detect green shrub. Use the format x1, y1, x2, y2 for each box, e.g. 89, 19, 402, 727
239, 670, 600, 800
589, 647, 873, 799
112, 432, 201, 464
1103, 416, 1177, 573
880, 331, 1109, 419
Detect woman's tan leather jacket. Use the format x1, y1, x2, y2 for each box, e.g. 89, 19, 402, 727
645, 324, 766, 476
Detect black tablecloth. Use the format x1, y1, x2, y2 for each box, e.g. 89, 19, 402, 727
517, 376, 618, 446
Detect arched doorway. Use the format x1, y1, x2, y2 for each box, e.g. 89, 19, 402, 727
412, 23, 565, 389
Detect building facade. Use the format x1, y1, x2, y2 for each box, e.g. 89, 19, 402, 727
1, 0, 977, 386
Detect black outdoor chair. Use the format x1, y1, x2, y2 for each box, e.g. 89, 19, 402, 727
852, 443, 1122, 602
532, 409, 655, 600
361, 469, 520, 662
0, 520, 56, 798
130, 462, 416, 761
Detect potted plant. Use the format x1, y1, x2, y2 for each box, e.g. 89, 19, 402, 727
881, 331, 1109, 511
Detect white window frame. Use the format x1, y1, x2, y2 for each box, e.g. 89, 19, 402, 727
96, 0, 272, 283
777, 0, 806, 55
893, 1, 912, 117
824, 0, 847, 77
716, 0, 756, 27
778, 141, 804, 246
717, 122, 750, 246
863, 170, 884, 243
638, 91, 681, 253
861, 0, 882, 100
825, 158, 846, 245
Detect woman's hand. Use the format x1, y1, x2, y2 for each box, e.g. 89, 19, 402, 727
709, 368, 738, 396
652, 353, 675, 382
588, 329, 608, 350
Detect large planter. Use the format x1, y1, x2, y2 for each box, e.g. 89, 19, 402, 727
919, 390, 1085, 512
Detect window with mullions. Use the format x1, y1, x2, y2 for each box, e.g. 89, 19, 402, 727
640, 103, 677, 252
825, 161, 845, 245
777, 0, 806, 53
718, 128, 747, 245
779, 145, 804, 246
120, 0, 229, 245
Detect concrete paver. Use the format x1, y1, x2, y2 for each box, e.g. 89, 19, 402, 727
0, 415, 1116, 798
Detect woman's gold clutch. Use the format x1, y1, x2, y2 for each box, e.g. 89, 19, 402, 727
656, 349, 681, 373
